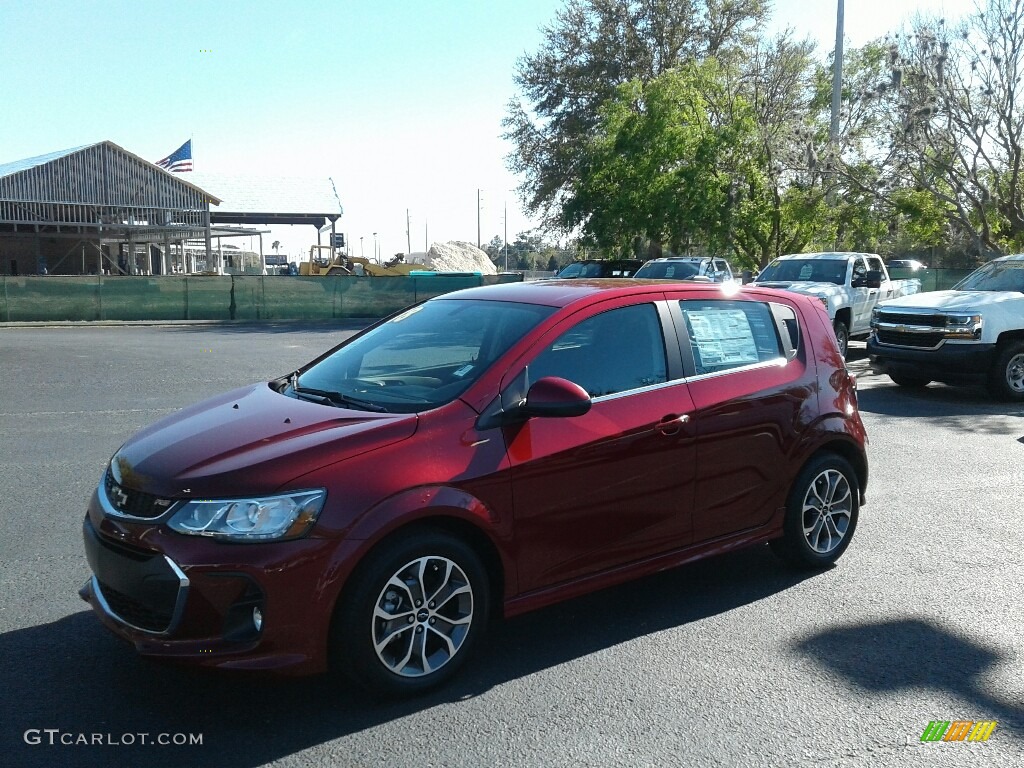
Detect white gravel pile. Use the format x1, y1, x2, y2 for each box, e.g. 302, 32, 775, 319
405, 241, 497, 274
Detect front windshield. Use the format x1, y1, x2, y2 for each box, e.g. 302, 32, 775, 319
294, 299, 555, 413
634, 261, 700, 279
757, 259, 847, 285
953, 260, 1024, 292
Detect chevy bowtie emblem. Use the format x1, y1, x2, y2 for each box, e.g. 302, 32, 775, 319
112, 484, 129, 508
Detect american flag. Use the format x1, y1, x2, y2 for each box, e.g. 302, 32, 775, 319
155, 140, 193, 172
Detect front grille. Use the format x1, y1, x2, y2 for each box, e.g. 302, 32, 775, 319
97, 580, 174, 633
875, 312, 947, 328
104, 471, 175, 519
876, 330, 945, 348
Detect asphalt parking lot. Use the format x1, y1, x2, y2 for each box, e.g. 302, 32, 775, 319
1, 324, 1022, 768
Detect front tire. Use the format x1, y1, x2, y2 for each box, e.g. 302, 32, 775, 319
332, 529, 490, 697
987, 341, 1024, 401
770, 453, 859, 570
832, 319, 850, 358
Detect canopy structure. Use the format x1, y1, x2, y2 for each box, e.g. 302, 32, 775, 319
187, 173, 344, 264
0, 141, 221, 275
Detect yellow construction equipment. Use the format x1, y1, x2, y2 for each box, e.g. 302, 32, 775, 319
298, 246, 421, 276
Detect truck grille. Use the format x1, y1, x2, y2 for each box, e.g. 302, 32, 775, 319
875, 312, 947, 328
876, 330, 945, 348
104, 471, 175, 520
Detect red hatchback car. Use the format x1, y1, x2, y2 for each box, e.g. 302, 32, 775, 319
80, 279, 867, 695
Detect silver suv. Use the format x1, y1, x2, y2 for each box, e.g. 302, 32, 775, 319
633, 256, 735, 283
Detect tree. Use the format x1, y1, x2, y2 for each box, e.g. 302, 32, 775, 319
272, 240, 281, 253
505, 0, 769, 232
856, 0, 1024, 256
562, 63, 758, 259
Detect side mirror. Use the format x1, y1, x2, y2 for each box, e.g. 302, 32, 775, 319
521, 377, 592, 419
865, 270, 883, 289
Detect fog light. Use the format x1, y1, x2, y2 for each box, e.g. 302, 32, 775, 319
252, 606, 263, 632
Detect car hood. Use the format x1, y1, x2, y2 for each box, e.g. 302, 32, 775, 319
109, 383, 418, 499
751, 280, 843, 298
877, 289, 1024, 313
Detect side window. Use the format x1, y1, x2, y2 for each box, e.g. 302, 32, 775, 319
528, 304, 669, 398
852, 258, 868, 280
866, 256, 884, 273
679, 300, 785, 375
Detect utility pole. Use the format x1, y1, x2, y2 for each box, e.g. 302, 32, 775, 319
503, 200, 508, 271
477, 188, 481, 249
830, 0, 845, 143
406, 209, 411, 254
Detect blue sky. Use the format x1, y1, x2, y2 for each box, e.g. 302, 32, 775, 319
0, 0, 977, 260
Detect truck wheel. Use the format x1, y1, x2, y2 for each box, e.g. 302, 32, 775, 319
832, 319, 849, 358
770, 452, 859, 570
988, 341, 1024, 401
889, 373, 930, 388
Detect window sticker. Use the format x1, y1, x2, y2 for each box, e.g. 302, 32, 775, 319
686, 309, 760, 367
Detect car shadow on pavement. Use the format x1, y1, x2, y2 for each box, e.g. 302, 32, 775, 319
793, 618, 1023, 739
1, 545, 816, 768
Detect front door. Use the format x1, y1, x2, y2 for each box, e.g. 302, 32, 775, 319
504, 300, 697, 593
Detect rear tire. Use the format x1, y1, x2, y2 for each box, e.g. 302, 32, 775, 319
889, 372, 930, 388
331, 528, 490, 697
832, 319, 850, 358
987, 341, 1024, 401
770, 453, 859, 570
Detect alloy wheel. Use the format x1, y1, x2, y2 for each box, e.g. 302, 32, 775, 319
371, 556, 474, 677
801, 469, 853, 554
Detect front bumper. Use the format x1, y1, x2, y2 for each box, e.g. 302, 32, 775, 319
79, 496, 357, 675
867, 338, 997, 383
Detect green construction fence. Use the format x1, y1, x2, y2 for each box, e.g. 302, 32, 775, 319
0, 273, 524, 323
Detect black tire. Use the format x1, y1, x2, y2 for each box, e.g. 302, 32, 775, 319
832, 319, 850, 358
889, 372, 931, 388
770, 452, 859, 570
331, 528, 490, 697
987, 341, 1024, 401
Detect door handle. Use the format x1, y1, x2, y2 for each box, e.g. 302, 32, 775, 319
656, 413, 690, 435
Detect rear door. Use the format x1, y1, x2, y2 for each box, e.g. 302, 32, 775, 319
668, 291, 814, 542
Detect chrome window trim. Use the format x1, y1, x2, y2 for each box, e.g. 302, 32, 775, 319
681, 356, 789, 384
89, 556, 190, 636
591, 376, 688, 403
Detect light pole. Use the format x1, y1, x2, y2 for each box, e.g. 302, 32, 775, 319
373, 232, 379, 263
360, 236, 364, 258
831, 0, 845, 143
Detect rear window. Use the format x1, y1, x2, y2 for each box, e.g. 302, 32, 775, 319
635, 261, 701, 280
678, 300, 785, 375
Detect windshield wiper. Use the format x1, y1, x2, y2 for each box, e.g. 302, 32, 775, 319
291, 383, 389, 412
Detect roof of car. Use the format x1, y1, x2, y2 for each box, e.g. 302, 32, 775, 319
643, 256, 714, 263
438, 278, 735, 308
776, 252, 879, 260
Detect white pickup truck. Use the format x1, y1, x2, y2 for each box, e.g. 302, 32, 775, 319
868, 253, 1024, 400
752, 252, 921, 356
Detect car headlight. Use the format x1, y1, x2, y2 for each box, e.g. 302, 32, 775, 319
870, 307, 880, 326
944, 314, 983, 339
817, 296, 830, 309
168, 489, 326, 541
